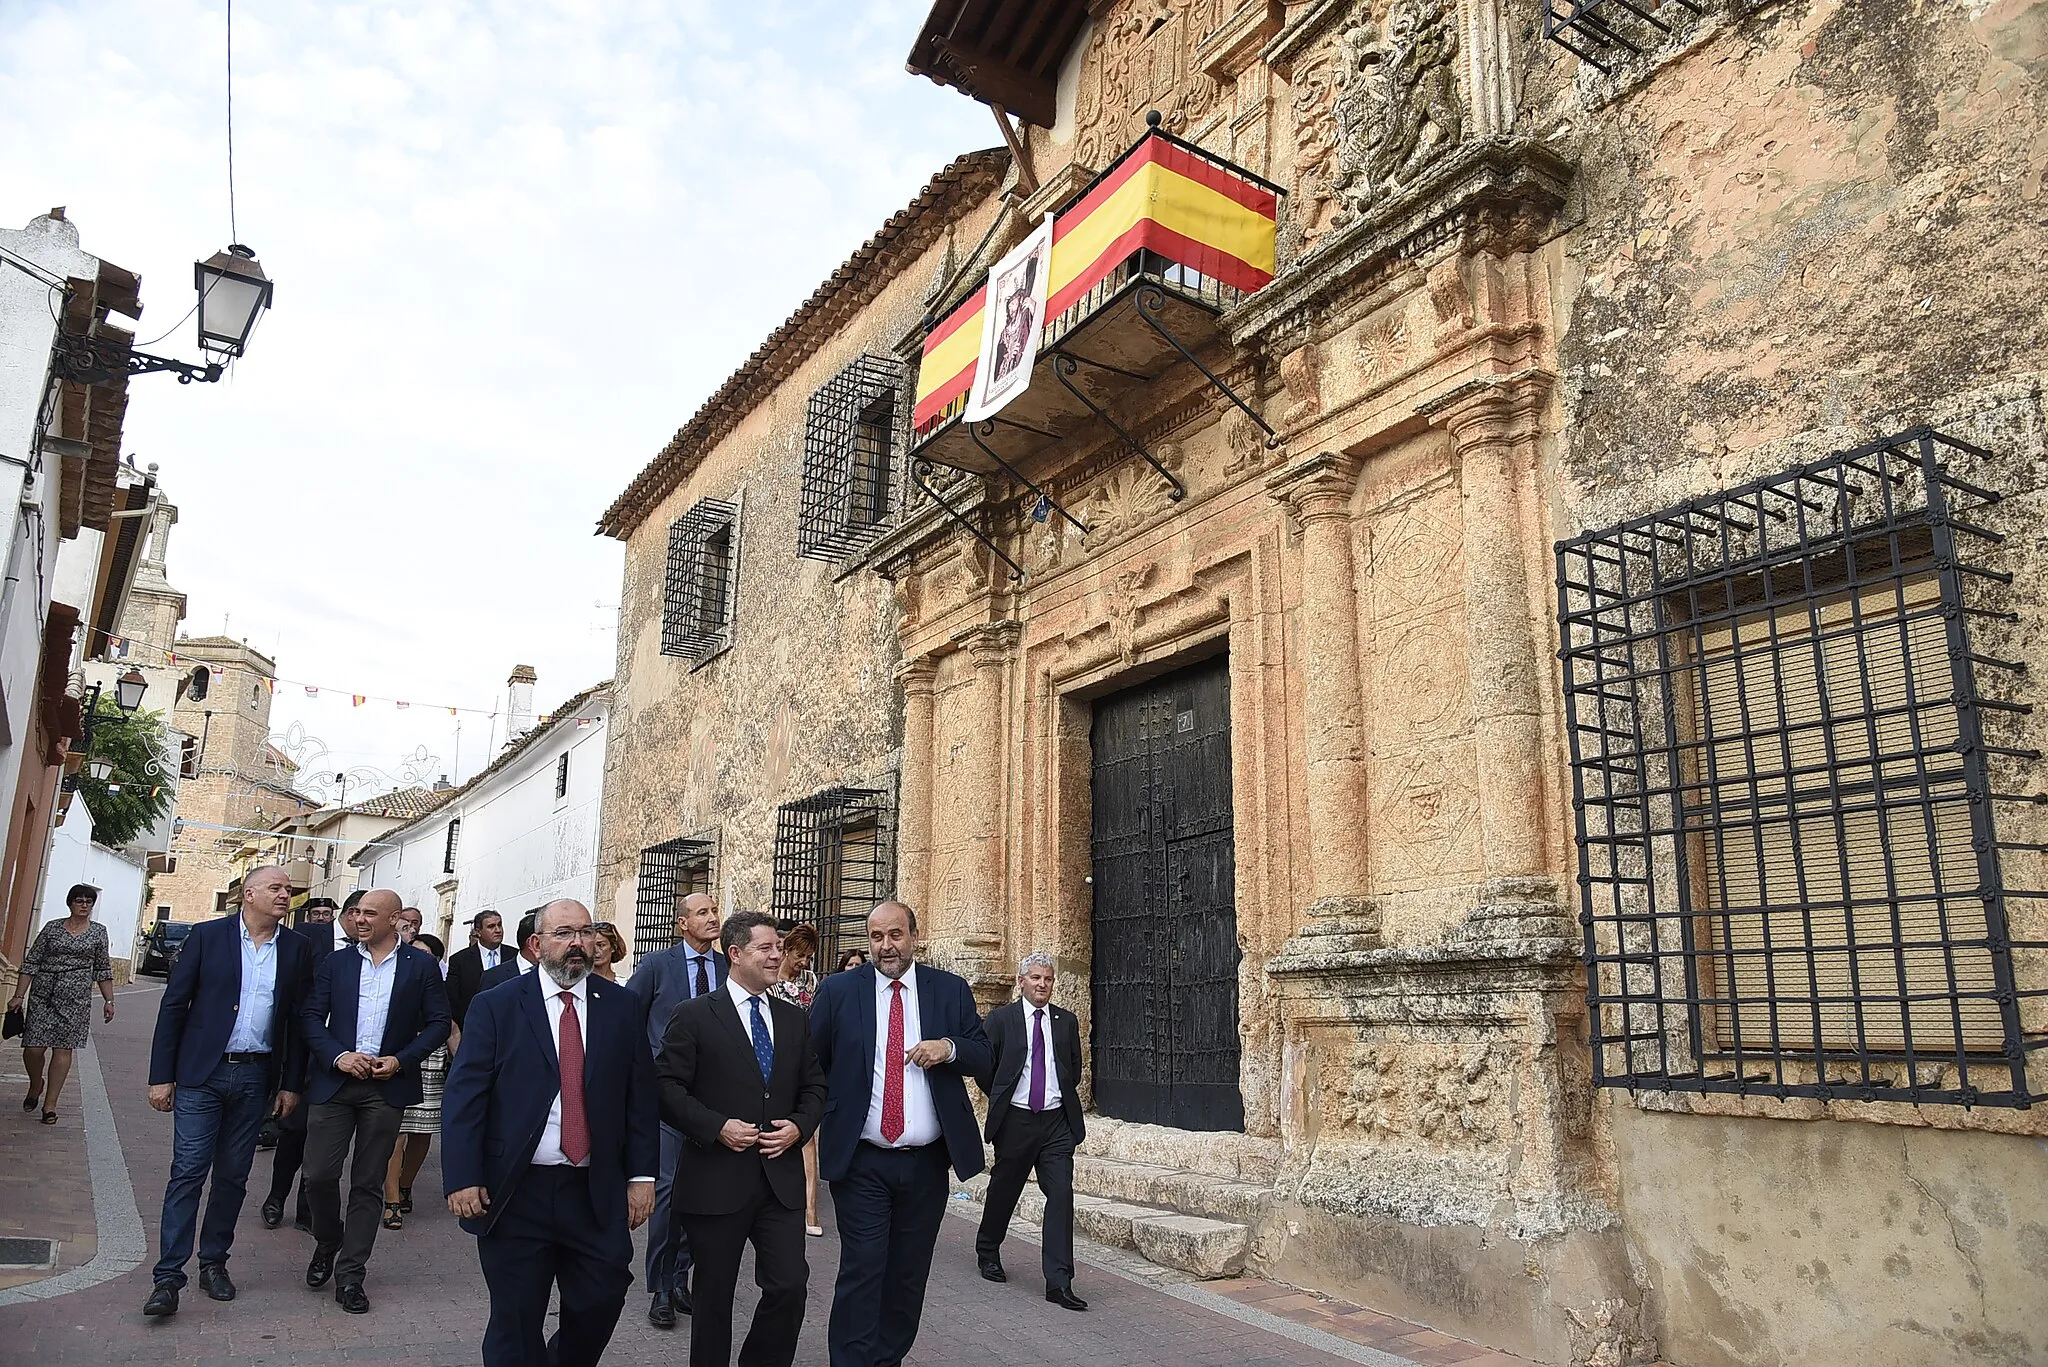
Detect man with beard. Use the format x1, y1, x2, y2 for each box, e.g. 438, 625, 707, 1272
443, 899, 659, 1367
809, 902, 991, 1366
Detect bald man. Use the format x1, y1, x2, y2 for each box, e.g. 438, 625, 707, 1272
299, 888, 451, 1313
627, 891, 728, 1326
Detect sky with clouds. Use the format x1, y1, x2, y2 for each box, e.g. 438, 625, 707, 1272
1, 0, 990, 797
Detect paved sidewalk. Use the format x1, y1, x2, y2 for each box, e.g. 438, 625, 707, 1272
0, 982, 1536, 1367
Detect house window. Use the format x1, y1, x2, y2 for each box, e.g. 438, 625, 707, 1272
661, 498, 740, 665
1557, 427, 2042, 1108
797, 354, 903, 562
769, 786, 894, 966
555, 752, 570, 800
442, 818, 461, 875
633, 833, 717, 962
179, 736, 200, 779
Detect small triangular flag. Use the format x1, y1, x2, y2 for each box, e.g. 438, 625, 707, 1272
352, 695, 366, 707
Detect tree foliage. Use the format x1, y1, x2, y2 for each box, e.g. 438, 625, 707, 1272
77, 696, 175, 847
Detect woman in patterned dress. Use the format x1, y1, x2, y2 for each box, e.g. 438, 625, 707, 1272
7, 884, 115, 1124
382, 932, 449, 1229
769, 924, 823, 1234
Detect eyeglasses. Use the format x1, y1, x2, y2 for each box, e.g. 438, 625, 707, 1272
542, 927, 602, 943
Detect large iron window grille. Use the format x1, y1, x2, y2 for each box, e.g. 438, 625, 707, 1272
769, 787, 894, 967
1543, 0, 1704, 73
1557, 427, 2045, 1108
798, 355, 904, 562
632, 834, 717, 963
661, 498, 739, 665
442, 818, 461, 875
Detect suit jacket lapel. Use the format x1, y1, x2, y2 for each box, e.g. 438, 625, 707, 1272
857, 965, 878, 1083
711, 987, 754, 1060
519, 974, 558, 1078
337, 948, 362, 1046
583, 979, 604, 1089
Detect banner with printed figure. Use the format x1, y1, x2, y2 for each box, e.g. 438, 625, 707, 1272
964, 216, 1054, 423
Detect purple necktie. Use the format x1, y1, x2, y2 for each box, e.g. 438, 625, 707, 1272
1029, 1008, 1047, 1111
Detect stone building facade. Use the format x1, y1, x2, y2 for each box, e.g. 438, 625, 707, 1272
601, 3, 2046, 1363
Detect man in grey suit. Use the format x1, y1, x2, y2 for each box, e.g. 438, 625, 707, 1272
975, 951, 1087, 1310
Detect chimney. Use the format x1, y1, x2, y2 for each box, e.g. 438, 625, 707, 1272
433, 773, 452, 792
505, 665, 537, 746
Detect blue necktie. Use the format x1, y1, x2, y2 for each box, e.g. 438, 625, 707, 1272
749, 997, 774, 1083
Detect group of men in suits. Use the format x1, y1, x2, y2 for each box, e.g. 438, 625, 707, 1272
143, 875, 451, 1318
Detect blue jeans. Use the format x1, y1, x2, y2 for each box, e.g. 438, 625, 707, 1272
152, 1057, 271, 1287
643, 1122, 694, 1298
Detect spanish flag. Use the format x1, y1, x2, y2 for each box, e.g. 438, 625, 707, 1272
913, 132, 1276, 439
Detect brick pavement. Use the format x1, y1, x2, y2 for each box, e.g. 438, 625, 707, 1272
0, 983, 1529, 1367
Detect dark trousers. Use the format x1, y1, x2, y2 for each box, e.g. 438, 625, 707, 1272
265, 1097, 311, 1222
645, 1121, 696, 1297
680, 1168, 808, 1367
305, 1079, 405, 1285
826, 1141, 950, 1367
151, 1057, 271, 1287
976, 1109, 1076, 1289
477, 1165, 633, 1367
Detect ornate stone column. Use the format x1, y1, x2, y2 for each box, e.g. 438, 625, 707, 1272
894, 654, 939, 918
950, 620, 1022, 1007
1422, 371, 1553, 882
1266, 452, 1380, 947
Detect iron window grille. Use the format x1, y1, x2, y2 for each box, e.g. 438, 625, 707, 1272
632, 833, 718, 963
798, 355, 905, 562
442, 818, 460, 875
555, 752, 570, 800
1557, 427, 2046, 1108
661, 498, 740, 665
1543, 0, 1704, 73
769, 786, 895, 967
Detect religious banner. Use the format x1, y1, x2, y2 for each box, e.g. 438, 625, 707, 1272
963, 216, 1054, 423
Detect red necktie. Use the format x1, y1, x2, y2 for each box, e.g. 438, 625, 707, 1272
557, 991, 590, 1164
880, 982, 905, 1143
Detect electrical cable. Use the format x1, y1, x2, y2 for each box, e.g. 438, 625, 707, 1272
226, 0, 238, 244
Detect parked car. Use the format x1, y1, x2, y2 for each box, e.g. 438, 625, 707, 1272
136, 920, 192, 978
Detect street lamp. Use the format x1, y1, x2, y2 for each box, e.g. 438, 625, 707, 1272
51, 243, 275, 386
86, 757, 114, 782
114, 668, 148, 713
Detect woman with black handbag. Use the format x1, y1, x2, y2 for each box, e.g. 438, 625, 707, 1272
7, 884, 116, 1123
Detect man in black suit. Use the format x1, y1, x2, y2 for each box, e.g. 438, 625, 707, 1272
443, 899, 660, 1367
445, 910, 506, 1026
143, 865, 319, 1316
628, 890, 728, 1327
809, 901, 992, 1367
975, 951, 1087, 1310
478, 910, 541, 994
656, 910, 827, 1367
299, 888, 451, 1313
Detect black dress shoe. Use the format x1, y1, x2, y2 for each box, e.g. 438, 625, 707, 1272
647, 1293, 676, 1329
978, 1257, 1007, 1283
306, 1244, 337, 1288
142, 1282, 180, 1317
1047, 1284, 1089, 1311
673, 1285, 692, 1316
197, 1263, 236, 1301
335, 1282, 370, 1314
260, 1200, 283, 1230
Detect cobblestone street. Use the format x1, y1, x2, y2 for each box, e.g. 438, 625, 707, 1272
0, 985, 1527, 1367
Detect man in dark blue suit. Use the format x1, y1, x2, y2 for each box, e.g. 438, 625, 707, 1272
143, 865, 320, 1316
299, 888, 450, 1313
809, 901, 991, 1367
626, 889, 727, 1328
478, 909, 542, 994
443, 899, 660, 1367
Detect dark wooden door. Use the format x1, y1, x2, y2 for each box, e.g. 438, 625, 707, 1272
1090, 654, 1243, 1132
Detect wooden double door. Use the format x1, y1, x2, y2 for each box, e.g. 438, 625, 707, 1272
1089, 654, 1243, 1132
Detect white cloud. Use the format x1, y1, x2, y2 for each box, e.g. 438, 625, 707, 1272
2, 0, 989, 793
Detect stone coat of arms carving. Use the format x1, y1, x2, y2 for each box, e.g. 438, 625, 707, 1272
1329, 0, 1464, 225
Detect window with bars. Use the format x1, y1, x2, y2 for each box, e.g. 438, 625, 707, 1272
1557, 427, 2045, 1108
442, 818, 461, 875
797, 355, 904, 562
1542, 0, 1704, 73
632, 833, 717, 963
555, 752, 570, 800
661, 498, 740, 665
769, 786, 895, 966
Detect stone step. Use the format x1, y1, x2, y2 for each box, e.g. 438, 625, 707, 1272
1072, 1155, 1273, 1225
1080, 1115, 1281, 1185
959, 1175, 1252, 1280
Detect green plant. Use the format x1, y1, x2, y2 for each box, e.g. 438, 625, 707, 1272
77, 697, 174, 847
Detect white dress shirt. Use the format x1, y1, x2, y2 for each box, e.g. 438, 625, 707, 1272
348, 942, 400, 1060
726, 977, 775, 1046
861, 965, 951, 1150
1010, 1004, 1063, 1111
533, 974, 590, 1167
225, 918, 278, 1055
480, 945, 501, 972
